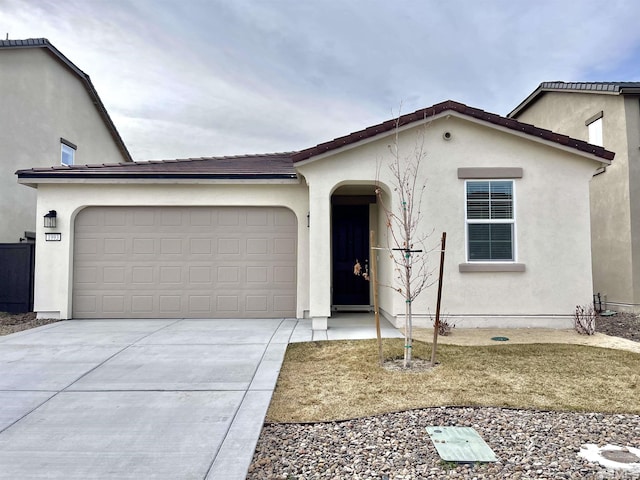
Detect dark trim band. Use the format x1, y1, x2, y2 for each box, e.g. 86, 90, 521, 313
60, 138, 77, 150
585, 111, 603, 126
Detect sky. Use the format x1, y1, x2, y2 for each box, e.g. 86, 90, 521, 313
2, 0, 640, 161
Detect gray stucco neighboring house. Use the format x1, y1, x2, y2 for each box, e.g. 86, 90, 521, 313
0, 38, 132, 243
509, 82, 640, 312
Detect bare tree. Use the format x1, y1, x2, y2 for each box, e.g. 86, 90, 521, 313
376, 114, 435, 368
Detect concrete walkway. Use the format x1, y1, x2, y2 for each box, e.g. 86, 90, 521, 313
0, 315, 399, 479
290, 312, 403, 343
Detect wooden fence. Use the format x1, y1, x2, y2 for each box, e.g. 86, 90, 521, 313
0, 243, 35, 313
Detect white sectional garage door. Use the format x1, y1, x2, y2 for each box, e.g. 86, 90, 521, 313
73, 206, 297, 318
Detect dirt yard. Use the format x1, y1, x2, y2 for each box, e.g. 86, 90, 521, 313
596, 311, 640, 341
0, 311, 61, 336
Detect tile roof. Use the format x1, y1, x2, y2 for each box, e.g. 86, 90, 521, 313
16, 153, 298, 180
1, 38, 133, 162
17, 100, 613, 182
293, 100, 614, 163
0, 38, 51, 48
537, 81, 640, 93
509, 81, 640, 118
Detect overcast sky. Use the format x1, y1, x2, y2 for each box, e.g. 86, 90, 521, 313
2, 0, 640, 161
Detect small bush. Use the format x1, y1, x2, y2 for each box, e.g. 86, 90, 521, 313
438, 317, 455, 336
430, 312, 455, 336
574, 304, 596, 335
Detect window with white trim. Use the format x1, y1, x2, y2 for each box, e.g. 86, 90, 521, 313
586, 112, 603, 147
465, 180, 515, 261
588, 118, 603, 146
61, 138, 76, 166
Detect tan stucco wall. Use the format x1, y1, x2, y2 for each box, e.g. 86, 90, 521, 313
516, 92, 640, 311
32, 182, 310, 319
625, 97, 640, 310
298, 114, 601, 328
0, 48, 128, 243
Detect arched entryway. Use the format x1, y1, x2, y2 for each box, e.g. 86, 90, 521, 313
331, 184, 379, 312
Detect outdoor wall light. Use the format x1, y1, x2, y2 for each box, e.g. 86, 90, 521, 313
44, 210, 57, 228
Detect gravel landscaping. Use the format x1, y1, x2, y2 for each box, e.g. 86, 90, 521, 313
249, 313, 640, 479
249, 407, 640, 479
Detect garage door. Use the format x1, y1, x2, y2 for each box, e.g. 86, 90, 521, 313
73, 206, 297, 318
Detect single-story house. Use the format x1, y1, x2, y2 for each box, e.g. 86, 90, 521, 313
17, 101, 614, 330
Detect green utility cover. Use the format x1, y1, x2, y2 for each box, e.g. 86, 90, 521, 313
426, 426, 498, 463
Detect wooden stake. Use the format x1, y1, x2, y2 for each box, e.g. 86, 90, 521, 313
430, 232, 446, 366
370, 230, 383, 365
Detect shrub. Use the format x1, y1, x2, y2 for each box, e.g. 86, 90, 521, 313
574, 304, 596, 335
431, 312, 455, 336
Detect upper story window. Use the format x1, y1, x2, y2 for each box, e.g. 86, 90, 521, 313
586, 111, 603, 147
61, 138, 76, 166
465, 180, 515, 261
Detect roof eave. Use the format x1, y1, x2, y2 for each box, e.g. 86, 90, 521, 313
294, 110, 451, 167
294, 104, 614, 166
80, 74, 133, 162
16, 172, 298, 181
507, 86, 546, 118
508, 84, 634, 119
619, 87, 640, 95
448, 111, 613, 163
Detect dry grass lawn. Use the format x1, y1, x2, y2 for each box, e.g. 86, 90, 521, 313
267, 338, 640, 423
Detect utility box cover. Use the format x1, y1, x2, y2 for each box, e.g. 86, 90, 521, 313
426, 426, 498, 462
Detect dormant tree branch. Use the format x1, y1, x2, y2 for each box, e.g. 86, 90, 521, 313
375, 109, 437, 367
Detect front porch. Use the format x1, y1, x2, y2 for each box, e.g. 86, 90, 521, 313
306, 182, 389, 330
291, 312, 402, 342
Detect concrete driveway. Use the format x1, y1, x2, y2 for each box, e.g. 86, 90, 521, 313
0, 318, 297, 480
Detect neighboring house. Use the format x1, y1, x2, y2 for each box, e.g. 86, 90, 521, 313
0, 38, 132, 244
17, 101, 612, 330
509, 82, 640, 312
